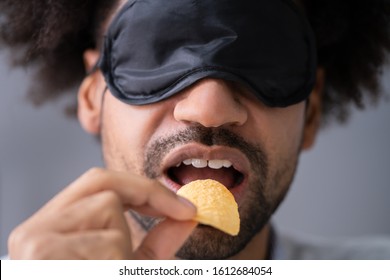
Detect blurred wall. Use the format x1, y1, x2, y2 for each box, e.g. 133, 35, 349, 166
1, 52, 390, 256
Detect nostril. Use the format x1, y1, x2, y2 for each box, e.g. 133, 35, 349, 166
172, 78, 249, 127
173, 93, 248, 128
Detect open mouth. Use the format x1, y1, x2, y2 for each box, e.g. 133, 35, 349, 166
161, 144, 250, 194
167, 158, 244, 189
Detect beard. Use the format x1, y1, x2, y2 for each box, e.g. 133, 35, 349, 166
125, 125, 297, 259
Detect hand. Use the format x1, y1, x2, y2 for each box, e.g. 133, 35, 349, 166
8, 168, 197, 259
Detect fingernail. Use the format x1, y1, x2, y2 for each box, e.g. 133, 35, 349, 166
178, 196, 197, 211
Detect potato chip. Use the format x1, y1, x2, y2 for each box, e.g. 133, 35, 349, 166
177, 179, 240, 236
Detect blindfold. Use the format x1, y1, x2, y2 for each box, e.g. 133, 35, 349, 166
98, 0, 317, 107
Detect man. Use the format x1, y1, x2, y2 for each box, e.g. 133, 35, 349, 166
1, 0, 389, 259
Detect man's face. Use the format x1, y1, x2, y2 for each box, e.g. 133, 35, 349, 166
93, 77, 308, 259
76, 0, 320, 259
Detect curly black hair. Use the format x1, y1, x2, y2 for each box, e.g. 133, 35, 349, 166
1, 0, 389, 124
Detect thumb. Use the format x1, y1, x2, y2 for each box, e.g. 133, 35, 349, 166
134, 219, 197, 259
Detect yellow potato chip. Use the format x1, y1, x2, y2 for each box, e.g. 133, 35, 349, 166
177, 179, 240, 236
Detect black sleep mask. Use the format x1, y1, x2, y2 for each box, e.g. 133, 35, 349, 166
98, 0, 317, 107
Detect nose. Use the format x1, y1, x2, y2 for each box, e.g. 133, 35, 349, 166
173, 79, 248, 128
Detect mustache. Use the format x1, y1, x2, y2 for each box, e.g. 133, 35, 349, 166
143, 125, 268, 180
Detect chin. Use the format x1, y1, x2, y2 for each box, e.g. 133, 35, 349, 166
176, 226, 243, 259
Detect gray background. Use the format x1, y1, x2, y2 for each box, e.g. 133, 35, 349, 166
1, 51, 390, 256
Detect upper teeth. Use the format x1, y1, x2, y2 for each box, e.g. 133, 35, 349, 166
179, 159, 233, 169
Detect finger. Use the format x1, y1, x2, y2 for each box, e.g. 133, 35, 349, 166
41, 190, 131, 234
128, 196, 194, 217
124, 211, 147, 251
44, 168, 196, 221
13, 230, 132, 260
64, 230, 132, 259
134, 219, 198, 260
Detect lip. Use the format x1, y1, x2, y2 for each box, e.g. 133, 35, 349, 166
159, 142, 251, 203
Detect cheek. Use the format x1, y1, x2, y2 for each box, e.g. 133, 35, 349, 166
268, 104, 306, 154
246, 102, 306, 204
100, 93, 165, 173
245, 102, 306, 172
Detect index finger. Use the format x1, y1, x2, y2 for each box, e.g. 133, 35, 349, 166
43, 168, 196, 222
